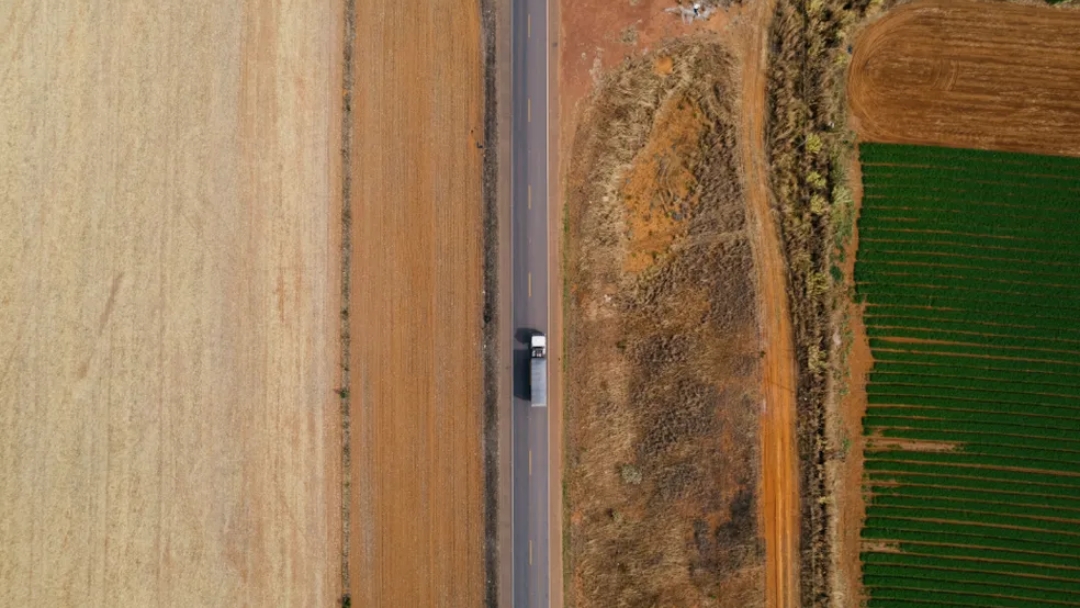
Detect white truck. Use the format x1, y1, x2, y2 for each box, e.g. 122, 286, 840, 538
530, 333, 547, 407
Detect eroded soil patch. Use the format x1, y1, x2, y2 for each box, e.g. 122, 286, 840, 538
564, 39, 766, 608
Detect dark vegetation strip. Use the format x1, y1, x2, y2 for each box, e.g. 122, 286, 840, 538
868, 478, 1080, 503
871, 493, 1080, 522
894, 541, 1080, 572
867, 406, 1080, 430
867, 339, 1080, 364
867, 506, 1080, 537
870, 348, 1080, 375
871, 366, 1080, 393
864, 563, 1080, 597
339, 0, 356, 598
868, 490, 1080, 518
479, 0, 499, 605
862, 575, 1080, 607
863, 458, 1080, 488
863, 551, 1080, 580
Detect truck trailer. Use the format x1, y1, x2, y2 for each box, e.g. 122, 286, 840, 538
530, 333, 547, 407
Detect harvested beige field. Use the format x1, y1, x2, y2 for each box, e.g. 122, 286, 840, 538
348, 0, 486, 606
0, 2, 344, 606
849, 0, 1080, 157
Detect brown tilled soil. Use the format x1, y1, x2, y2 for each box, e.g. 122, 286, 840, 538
849, 0, 1080, 157
348, 0, 486, 606
0, 2, 344, 605
563, 40, 766, 608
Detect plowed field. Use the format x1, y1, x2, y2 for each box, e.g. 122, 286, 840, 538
849, 0, 1080, 157
348, 0, 486, 605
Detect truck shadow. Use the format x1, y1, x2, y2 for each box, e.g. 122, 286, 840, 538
513, 328, 539, 401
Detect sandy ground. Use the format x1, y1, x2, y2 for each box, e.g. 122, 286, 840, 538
849, 0, 1080, 157
348, 0, 486, 606
0, 2, 344, 607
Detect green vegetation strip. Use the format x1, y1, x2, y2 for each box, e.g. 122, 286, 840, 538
854, 143, 1080, 605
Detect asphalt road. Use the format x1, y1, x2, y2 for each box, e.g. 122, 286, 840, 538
510, 0, 551, 604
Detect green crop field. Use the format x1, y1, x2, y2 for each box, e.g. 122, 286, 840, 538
855, 143, 1080, 607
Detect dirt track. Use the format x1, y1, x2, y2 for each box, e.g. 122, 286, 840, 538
348, 0, 486, 605
733, 0, 799, 606
0, 2, 343, 606
849, 0, 1080, 157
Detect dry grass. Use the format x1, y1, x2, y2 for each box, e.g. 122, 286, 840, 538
564, 39, 765, 608
763, 0, 872, 604
0, 2, 344, 605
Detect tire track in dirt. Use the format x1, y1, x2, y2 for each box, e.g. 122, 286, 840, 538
735, 0, 799, 607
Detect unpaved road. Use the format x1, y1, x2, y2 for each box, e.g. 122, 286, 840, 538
348, 0, 487, 605
734, 1, 800, 607
0, 2, 344, 606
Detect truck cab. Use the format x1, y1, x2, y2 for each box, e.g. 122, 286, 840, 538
530, 334, 547, 359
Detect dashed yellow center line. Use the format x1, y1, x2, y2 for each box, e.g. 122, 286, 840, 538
527, 98, 531, 123
527, 14, 531, 38
527, 184, 531, 209
529, 450, 533, 475
529, 540, 534, 565
528, 272, 532, 298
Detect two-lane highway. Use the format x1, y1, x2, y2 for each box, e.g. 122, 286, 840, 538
510, 0, 552, 604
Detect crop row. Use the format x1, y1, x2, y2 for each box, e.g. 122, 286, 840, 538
862, 184, 1080, 213
870, 346, 1080, 376
867, 471, 1080, 502
880, 541, 1080, 575
864, 552, 1080, 591
863, 174, 1080, 204
867, 375, 1080, 406
871, 360, 1080, 389
859, 227, 1080, 260
868, 485, 1080, 514
867, 406, 1080, 432
871, 493, 1080, 523
865, 315, 1080, 349
859, 143, 1080, 175
859, 204, 1080, 235
865, 417, 1080, 447
865, 303, 1080, 333
863, 570, 1080, 606
863, 297, 1080, 328
865, 562, 1080, 596
864, 455, 1080, 490
857, 250, 1079, 280
857, 238, 1080, 270
867, 338, 1080, 365
866, 328, 1080, 364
